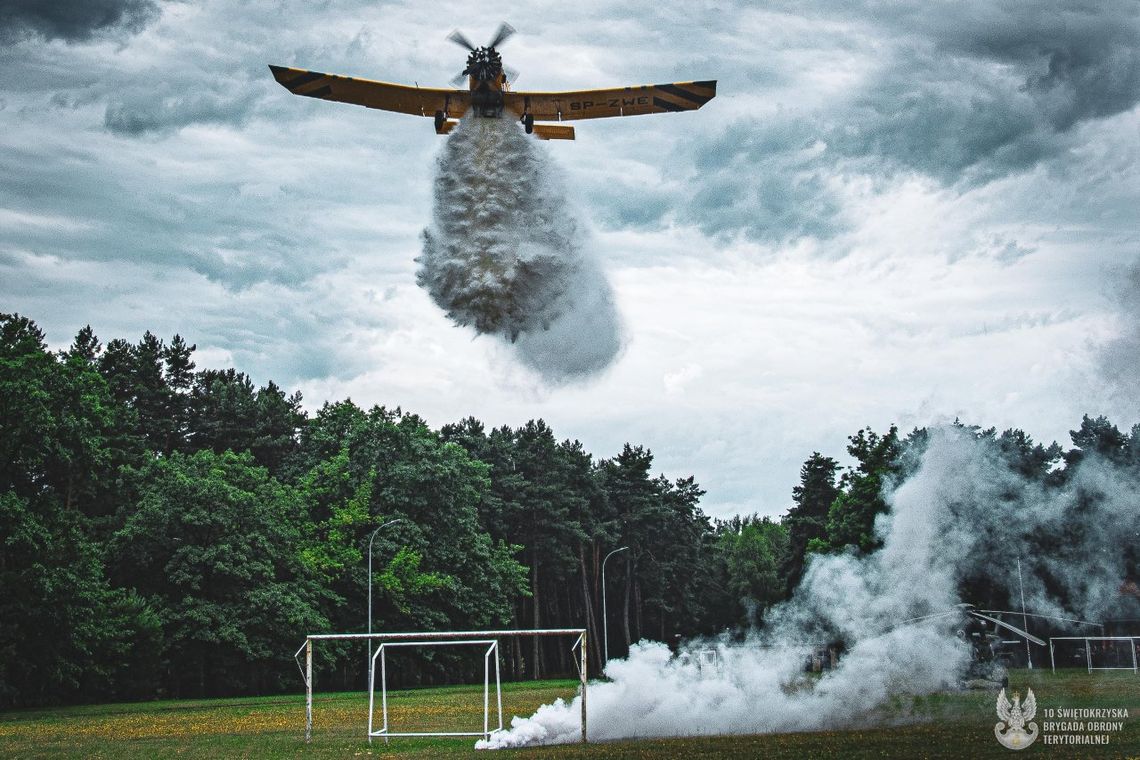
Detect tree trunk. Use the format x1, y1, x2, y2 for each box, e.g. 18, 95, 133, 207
578, 544, 602, 673
531, 550, 541, 679
634, 575, 643, 642
622, 556, 632, 651
591, 542, 601, 599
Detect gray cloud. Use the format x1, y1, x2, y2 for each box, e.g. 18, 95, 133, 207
0, 139, 345, 292
686, 1, 1140, 242
1100, 257, 1140, 398
105, 89, 259, 136
690, 121, 844, 242
923, 3, 1140, 129
871, 3, 1140, 174
198, 292, 384, 384
955, 235, 1035, 267
0, 0, 159, 43
583, 177, 673, 230
833, 54, 1051, 183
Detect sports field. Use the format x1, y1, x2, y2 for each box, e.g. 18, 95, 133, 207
1, 670, 1137, 758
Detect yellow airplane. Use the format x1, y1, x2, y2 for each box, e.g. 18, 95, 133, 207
269, 23, 716, 140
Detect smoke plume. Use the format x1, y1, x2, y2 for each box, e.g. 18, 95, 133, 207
479, 425, 1140, 748
417, 116, 623, 383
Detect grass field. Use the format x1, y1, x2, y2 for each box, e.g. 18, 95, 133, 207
2, 670, 1138, 758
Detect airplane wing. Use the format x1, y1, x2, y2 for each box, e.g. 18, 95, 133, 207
268, 65, 469, 118
502, 80, 716, 121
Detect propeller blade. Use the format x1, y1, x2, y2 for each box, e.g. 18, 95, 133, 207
449, 71, 468, 87
503, 66, 519, 84
487, 22, 515, 49
447, 29, 476, 50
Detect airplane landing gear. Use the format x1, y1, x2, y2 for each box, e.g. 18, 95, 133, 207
522, 113, 534, 134
434, 110, 446, 132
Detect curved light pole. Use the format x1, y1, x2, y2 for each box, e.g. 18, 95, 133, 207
601, 546, 628, 667
367, 518, 405, 677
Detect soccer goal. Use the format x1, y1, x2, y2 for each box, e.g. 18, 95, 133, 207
294, 628, 587, 743
368, 638, 502, 741
1049, 636, 1140, 674
677, 647, 721, 674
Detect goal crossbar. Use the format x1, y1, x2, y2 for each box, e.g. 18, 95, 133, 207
1049, 636, 1140, 673
296, 628, 587, 743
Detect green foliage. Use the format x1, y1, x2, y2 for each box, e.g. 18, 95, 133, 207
783, 453, 840, 592
717, 516, 788, 626
0, 315, 161, 706
108, 450, 327, 696
6, 311, 1138, 710
1, 314, 116, 507
0, 491, 162, 706
822, 425, 900, 553
296, 449, 373, 578
376, 547, 453, 614
1066, 414, 1132, 468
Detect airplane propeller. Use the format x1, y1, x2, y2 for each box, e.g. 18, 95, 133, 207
447, 29, 477, 51
446, 23, 518, 87
447, 23, 515, 53
487, 22, 516, 49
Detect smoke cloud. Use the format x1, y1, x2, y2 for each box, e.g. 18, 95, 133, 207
417, 116, 623, 383
479, 426, 1140, 748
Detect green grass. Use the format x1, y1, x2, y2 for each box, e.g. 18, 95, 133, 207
1, 670, 1138, 758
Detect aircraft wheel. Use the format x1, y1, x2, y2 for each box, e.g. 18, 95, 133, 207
523, 114, 534, 134
434, 110, 445, 132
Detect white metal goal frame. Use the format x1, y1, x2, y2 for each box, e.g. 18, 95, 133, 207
369, 639, 501, 741
1049, 636, 1140, 674
294, 628, 588, 743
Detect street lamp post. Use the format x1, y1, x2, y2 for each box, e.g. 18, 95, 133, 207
367, 518, 405, 677
1017, 557, 1033, 670
601, 546, 629, 667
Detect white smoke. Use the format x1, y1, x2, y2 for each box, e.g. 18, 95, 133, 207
479, 425, 1140, 748
417, 116, 623, 383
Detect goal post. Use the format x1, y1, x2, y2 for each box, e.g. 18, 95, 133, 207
295, 628, 587, 743
1049, 636, 1140, 673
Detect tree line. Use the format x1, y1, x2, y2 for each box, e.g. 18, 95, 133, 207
2, 312, 1137, 707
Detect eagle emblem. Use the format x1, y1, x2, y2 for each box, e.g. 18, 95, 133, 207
994, 687, 1039, 750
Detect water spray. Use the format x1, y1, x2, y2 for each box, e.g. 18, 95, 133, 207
417, 115, 623, 382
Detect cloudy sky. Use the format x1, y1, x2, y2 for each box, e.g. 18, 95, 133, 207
2, 0, 1138, 517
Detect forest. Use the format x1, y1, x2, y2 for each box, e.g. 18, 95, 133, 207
2, 311, 1138, 708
